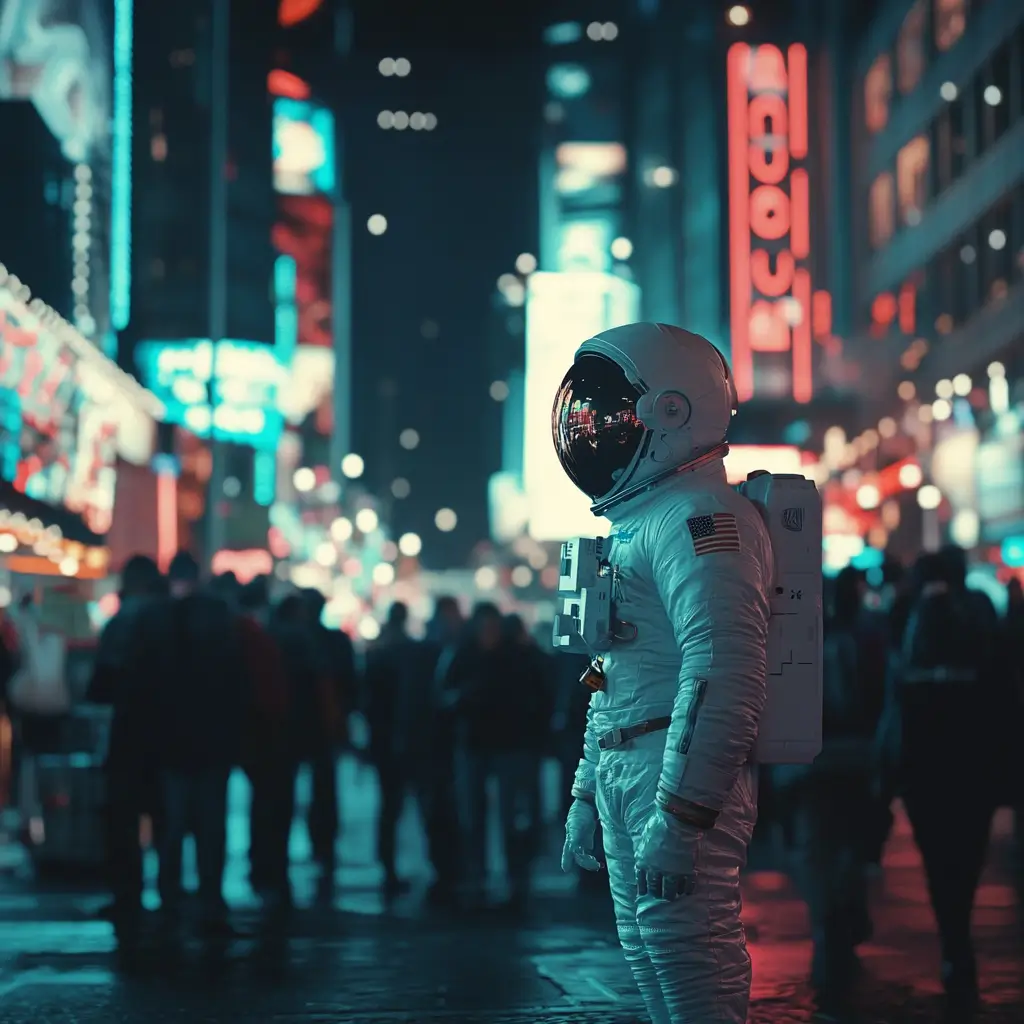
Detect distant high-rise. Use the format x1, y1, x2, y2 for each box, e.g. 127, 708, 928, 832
125, 0, 277, 355
0, 103, 73, 317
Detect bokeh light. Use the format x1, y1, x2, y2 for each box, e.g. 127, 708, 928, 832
355, 508, 379, 533
399, 428, 420, 450
341, 453, 364, 479
398, 532, 422, 557
435, 508, 457, 532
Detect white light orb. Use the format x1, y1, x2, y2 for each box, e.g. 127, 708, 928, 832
341, 453, 365, 479
355, 508, 379, 533
367, 214, 388, 235
398, 532, 422, 557
358, 616, 381, 640
293, 467, 316, 492
435, 508, 457, 532
330, 517, 353, 542
474, 566, 498, 590
372, 562, 395, 586
917, 484, 942, 510
514, 252, 537, 275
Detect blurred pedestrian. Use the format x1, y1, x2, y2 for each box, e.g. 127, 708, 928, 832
419, 596, 465, 903
364, 602, 425, 898
774, 567, 875, 1005
215, 575, 293, 924
132, 551, 249, 943
87, 554, 166, 952
444, 603, 550, 907
271, 592, 342, 897
881, 549, 1001, 1009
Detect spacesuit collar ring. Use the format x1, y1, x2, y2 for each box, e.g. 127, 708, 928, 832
590, 442, 730, 516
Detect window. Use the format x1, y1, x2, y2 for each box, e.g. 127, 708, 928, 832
934, 96, 967, 192
864, 54, 892, 132
978, 43, 1012, 151
869, 173, 896, 248
896, 136, 930, 225
934, 0, 966, 51
981, 198, 1014, 302
897, 1, 926, 94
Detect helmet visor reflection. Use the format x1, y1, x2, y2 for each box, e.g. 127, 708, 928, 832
552, 354, 645, 501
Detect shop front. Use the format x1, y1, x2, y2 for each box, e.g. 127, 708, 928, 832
0, 267, 163, 613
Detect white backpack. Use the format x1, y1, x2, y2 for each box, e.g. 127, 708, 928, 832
8, 616, 71, 716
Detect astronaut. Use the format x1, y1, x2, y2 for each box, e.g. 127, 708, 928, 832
554, 323, 773, 1024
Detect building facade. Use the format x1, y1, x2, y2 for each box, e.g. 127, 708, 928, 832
845, 0, 1023, 560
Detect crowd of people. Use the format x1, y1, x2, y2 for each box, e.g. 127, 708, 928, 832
0, 541, 1021, 1007
766, 545, 1023, 1009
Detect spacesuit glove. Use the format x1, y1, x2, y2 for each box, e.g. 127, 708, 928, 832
560, 798, 602, 873
634, 808, 700, 901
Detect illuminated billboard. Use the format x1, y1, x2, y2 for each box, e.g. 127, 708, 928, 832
273, 96, 335, 197
271, 91, 336, 443
726, 43, 834, 404
136, 339, 287, 452
0, 272, 160, 534
523, 271, 640, 542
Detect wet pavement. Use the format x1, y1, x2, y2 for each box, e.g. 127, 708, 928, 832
0, 757, 1021, 1023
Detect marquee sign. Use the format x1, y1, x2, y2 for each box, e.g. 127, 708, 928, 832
727, 43, 834, 404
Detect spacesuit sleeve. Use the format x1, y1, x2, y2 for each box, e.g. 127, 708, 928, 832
570, 694, 601, 802
649, 508, 771, 829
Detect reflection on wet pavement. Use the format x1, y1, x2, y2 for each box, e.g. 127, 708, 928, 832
0, 757, 1020, 1022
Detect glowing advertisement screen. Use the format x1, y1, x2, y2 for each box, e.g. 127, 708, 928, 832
136, 339, 287, 452
523, 271, 640, 542
0, 0, 120, 346
271, 93, 335, 438
0, 286, 122, 533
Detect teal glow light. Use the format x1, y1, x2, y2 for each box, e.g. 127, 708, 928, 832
110, 0, 133, 331
272, 97, 336, 196
274, 255, 298, 361
253, 450, 276, 506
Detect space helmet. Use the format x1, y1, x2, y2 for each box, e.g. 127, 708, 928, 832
551, 322, 737, 516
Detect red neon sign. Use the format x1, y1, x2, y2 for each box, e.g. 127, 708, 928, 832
727, 43, 832, 404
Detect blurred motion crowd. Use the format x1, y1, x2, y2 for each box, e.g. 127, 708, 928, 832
0, 543, 1021, 1008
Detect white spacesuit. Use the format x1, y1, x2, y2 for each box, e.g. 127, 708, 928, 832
553, 323, 773, 1024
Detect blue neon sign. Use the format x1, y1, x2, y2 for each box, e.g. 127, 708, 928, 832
136, 339, 286, 452
110, 0, 134, 332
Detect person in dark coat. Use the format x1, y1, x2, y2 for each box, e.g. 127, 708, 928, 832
129, 551, 249, 941
87, 554, 166, 950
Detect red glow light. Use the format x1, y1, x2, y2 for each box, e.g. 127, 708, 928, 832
277, 0, 323, 29
267, 69, 311, 100
727, 42, 825, 404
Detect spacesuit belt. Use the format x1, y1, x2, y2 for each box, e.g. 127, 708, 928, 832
596, 716, 672, 751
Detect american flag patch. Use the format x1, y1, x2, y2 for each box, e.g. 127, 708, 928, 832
686, 513, 741, 556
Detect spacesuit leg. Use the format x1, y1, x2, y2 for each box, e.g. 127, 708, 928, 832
621, 755, 752, 1024
597, 760, 672, 1024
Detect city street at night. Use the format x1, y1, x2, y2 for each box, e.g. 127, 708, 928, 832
0, 761, 1021, 1023
2, 2, 1024, 1023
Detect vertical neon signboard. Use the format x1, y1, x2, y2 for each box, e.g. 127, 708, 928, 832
110, 0, 134, 332
727, 43, 830, 404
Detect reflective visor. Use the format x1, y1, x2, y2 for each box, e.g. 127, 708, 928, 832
551, 354, 645, 501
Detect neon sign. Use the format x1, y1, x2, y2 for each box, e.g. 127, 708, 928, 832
727, 43, 833, 404
136, 339, 287, 452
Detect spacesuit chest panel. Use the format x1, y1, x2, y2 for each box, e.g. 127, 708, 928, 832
599, 524, 677, 707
